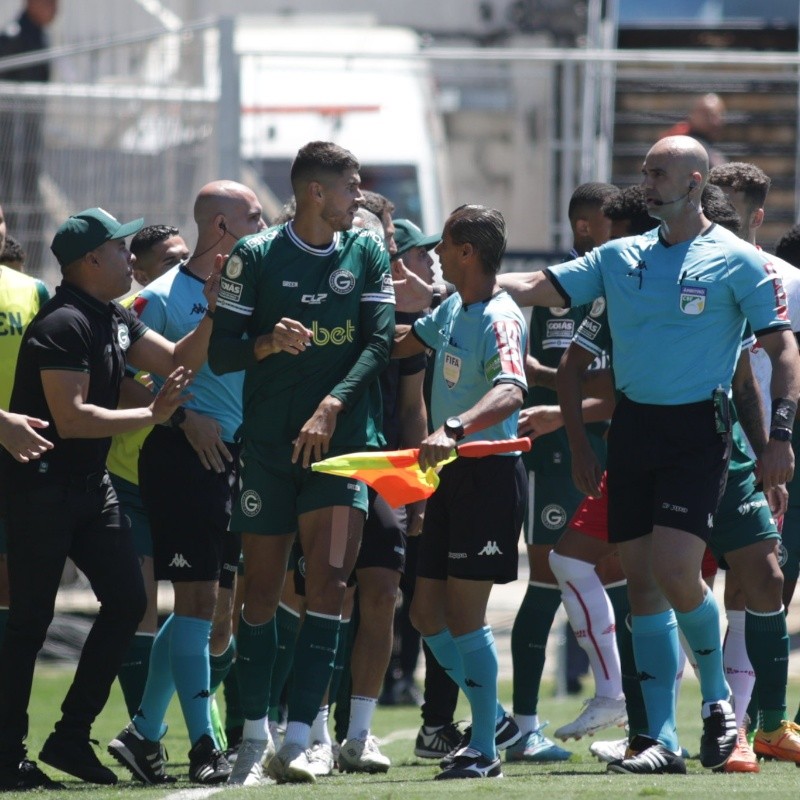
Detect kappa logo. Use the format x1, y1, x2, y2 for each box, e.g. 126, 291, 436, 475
190, 303, 205, 315
329, 269, 356, 295
694, 648, 716, 656
637, 671, 655, 682
464, 678, 482, 688
478, 541, 503, 556
240, 489, 262, 517
193, 689, 210, 699
301, 293, 328, 305
169, 553, 192, 568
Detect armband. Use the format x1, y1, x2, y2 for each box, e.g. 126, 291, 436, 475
771, 398, 797, 435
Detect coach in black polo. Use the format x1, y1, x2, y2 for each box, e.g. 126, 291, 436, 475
0, 207, 217, 791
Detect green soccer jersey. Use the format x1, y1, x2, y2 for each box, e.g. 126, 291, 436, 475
525, 299, 610, 475
208, 221, 395, 450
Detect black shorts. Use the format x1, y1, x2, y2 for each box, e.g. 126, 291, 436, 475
220, 529, 241, 590
417, 455, 526, 584
356, 489, 407, 573
139, 425, 240, 583
607, 395, 730, 544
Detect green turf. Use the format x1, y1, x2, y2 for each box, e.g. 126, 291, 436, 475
13, 667, 800, 798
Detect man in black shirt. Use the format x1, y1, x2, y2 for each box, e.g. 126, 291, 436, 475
0, 207, 219, 790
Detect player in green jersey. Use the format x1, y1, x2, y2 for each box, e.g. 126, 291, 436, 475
209, 141, 395, 785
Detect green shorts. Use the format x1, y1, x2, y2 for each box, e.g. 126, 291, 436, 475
779, 503, 800, 582
523, 471, 584, 546
109, 473, 153, 558
708, 470, 779, 568
231, 440, 368, 535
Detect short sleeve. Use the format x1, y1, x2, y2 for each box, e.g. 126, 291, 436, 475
482, 316, 527, 391
359, 232, 395, 306
132, 289, 166, 334
546, 250, 605, 307
413, 300, 450, 350
216, 241, 260, 319
731, 255, 792, 338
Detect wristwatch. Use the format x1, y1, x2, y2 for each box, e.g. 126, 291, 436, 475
444, 416, 465, 441
169, 407, 187, 429
769, 427, 792, 442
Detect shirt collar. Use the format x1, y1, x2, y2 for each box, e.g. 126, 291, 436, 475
58, 281, 115, 317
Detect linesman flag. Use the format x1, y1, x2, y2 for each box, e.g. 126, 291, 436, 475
311, 438, 532, 508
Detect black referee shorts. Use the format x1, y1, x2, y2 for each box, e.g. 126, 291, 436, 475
139, 425, 239, 583
607, 395, 730, 543
417, 455, 527, 584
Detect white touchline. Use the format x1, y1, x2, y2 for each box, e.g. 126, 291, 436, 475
163, 787, 225, 800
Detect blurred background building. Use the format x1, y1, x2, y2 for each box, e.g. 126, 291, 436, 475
0, 0, 798, 287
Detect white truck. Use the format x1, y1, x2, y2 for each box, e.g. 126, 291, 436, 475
236, 15, 450, 232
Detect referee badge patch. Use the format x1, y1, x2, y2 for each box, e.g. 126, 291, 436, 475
443, 352, 461, 388
679, 286, 706, 315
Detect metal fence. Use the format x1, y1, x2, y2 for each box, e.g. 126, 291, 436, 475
1, 15, 800, 286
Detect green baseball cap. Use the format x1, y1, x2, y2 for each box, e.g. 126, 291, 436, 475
51, 207, 144, 269
393, 219, 440, 257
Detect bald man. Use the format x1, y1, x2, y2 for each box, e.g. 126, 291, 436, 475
662, 93, 727, 168
109, 182, 265, 786
498, 136, 800, 775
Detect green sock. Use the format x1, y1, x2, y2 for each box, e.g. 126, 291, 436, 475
329, 617, 353, 706
236, 613, 277, 720
607, 583, 648, 738
510, 583, 560, 715
288, 611, 340, 725
269, 604, 300, 717
223, 663, 244, 732
117, 632, 154, 719
745, 609, 788, 732
210, 635, 235, 694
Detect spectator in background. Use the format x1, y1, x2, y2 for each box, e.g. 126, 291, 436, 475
0, 0, 58, 271
661, 93, 728, 168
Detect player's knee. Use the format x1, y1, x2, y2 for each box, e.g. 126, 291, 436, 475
549, 550, 596, 586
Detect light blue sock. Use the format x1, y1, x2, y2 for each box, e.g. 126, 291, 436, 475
674, 590, 729, 704
134, 614, 176, 741
171, 615, 214, 747
631, 610, 679, 751
454, 626, 499, 759
424, 627, 504, 723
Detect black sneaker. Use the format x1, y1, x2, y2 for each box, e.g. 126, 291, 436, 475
440, 713, 520, 768
39, 732, 117, 785
435, 747, 502, 780
188, 734, 232, 784
700, 698, 737, 769
0, 759, 64, 790
607, 735, 687, 775
224, 725, 243, 763
415, 722, 464, 759
108, 722, 175, 785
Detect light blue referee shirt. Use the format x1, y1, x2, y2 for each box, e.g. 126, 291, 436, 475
547, 224, 790, 405
413, 289, 528, 447
134, 263, 244, 442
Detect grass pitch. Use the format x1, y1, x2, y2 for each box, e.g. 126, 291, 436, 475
16, 667, 800, 799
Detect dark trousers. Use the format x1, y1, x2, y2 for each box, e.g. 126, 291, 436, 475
0, 474, 146, 762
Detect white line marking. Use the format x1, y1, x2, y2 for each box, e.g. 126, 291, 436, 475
378, 728, 419, 745
163, 788, 224, 800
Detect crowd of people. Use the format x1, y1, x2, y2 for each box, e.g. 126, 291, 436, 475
1, 131, 800, 791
